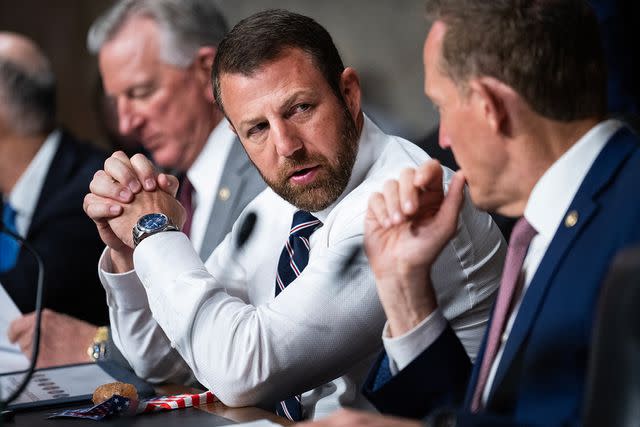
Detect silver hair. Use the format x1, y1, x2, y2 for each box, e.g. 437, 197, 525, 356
0, 56, 56, 136
87, 0, 228, 67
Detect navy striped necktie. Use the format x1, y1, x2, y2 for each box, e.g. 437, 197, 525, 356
274, 210, 322, 420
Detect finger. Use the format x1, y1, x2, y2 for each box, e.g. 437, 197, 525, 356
398, 168, 419, 216
90, 170, 133, 203
413, 159, 443, 192
382, 179, 403, 225
131, 153, 158, 191
104, 154, 142, 193
83, 193, 123, 219
157, 173, 180, 197
435, 171, 466, 236
367, 191, 391, 229
7, 313, 35, 343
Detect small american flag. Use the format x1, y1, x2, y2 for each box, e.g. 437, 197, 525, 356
48, 391, 217, 420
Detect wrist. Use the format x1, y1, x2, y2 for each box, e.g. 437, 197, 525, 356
376, 273, 437, 338
86, 326, 110, 362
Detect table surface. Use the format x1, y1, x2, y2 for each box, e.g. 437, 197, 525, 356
6, 384, 293, 426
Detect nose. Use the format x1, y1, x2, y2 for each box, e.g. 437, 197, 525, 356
116, 97, 144, 136
272, 121, 303, 158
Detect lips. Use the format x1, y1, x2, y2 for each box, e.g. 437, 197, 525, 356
288, 165, 320, 185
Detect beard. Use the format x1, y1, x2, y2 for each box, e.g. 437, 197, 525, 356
259, 106, 359, 212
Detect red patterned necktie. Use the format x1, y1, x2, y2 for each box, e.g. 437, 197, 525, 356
471, 217, 537, 412
177, 176, 194, 237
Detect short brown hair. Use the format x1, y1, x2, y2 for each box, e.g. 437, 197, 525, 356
212, 9, 345, 115
425, 0, 607, 121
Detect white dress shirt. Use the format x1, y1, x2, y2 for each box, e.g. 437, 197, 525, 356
6, 130, 60, 236
185, 120, 234, 253
99, 116, 505, 418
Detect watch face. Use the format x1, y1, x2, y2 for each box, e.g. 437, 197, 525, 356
138, 213, 169, 232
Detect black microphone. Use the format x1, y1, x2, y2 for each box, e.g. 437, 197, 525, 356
0, 220, 45, 418
236, 212, 257, 250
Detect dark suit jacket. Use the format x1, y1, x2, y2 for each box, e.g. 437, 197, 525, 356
363, 126, 640, 426
0, 131, 109, 325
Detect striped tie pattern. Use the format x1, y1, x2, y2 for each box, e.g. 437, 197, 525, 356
0, 202, 20, 273
274, 210, 322, 420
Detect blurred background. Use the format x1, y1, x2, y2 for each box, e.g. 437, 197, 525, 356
0, 0, 439, 150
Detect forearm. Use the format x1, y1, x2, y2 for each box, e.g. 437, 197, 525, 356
136, 232, 386, 407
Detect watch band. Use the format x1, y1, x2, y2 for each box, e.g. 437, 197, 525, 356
87, 326, 110, 362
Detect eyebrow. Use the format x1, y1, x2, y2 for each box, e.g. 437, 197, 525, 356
237, 89, 317, 130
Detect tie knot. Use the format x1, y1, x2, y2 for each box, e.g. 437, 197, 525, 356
509, 217, 538, 251
290, 210, 322, 238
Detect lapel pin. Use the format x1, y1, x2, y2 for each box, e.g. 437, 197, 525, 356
219, 187, 231, 201
564, 210, 578, 228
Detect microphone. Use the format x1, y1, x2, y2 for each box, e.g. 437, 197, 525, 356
236, 212, 257, 249
0, 220, 45, 416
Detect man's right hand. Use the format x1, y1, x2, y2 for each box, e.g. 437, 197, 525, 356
364, 160, 466, 337
83, 151, 180, 271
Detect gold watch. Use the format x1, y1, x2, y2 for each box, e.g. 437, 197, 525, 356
87, 326, 109, 362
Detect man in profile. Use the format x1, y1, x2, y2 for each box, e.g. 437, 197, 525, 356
0, 32, 109, 368
302, 0, 640, 425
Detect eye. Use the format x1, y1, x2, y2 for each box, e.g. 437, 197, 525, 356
295, 103, 311, 113
247, 122, 269, 137
127, 84, 155, 100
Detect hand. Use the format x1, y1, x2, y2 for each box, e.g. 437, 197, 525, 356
364, 160, 466, 336
7, 309, 97, 368
84, 152, 180, 270
295, 409, 422, 427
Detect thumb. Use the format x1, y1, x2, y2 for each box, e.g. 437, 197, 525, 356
158, 173, 180, 198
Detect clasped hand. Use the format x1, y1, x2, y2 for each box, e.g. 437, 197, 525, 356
83, 151, 185, 267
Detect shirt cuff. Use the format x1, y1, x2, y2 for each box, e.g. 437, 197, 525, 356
382, 308, 447, 374
133, 231, 204, 289
98, 247, 148, 310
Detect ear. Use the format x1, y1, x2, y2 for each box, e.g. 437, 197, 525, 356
339, 67, 362, 121
468, 76, 518, 137
193, 46, 217, 103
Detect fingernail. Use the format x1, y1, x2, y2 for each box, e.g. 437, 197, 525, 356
129, 181, 141, 193
110, 205, 121, 214
404, 201, 414, 212
144, 178, 155, 190
119, 189, 131, 200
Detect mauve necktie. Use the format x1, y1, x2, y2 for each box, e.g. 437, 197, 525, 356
274, 210, 322, 420
177, 176, 194, 237
471, 217, 537, 412
0, 202, 20, 273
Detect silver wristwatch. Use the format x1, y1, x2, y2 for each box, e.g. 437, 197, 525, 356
132, 213, 179, 247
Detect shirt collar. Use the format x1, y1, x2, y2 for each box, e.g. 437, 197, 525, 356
187, 119, 235, 196
9, 130, 61, 223
524, 119, 623, 240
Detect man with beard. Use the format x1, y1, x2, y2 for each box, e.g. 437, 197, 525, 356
83, 10, 505, 420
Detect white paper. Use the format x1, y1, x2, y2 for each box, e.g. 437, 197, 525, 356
0, 281, 29, 374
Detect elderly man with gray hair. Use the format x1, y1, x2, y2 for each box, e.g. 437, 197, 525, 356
11, 0, 265, 370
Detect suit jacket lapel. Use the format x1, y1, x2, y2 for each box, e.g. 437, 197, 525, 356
198, 139, 252, 259
28, 132, 75, 236
488, 128, 638, 399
